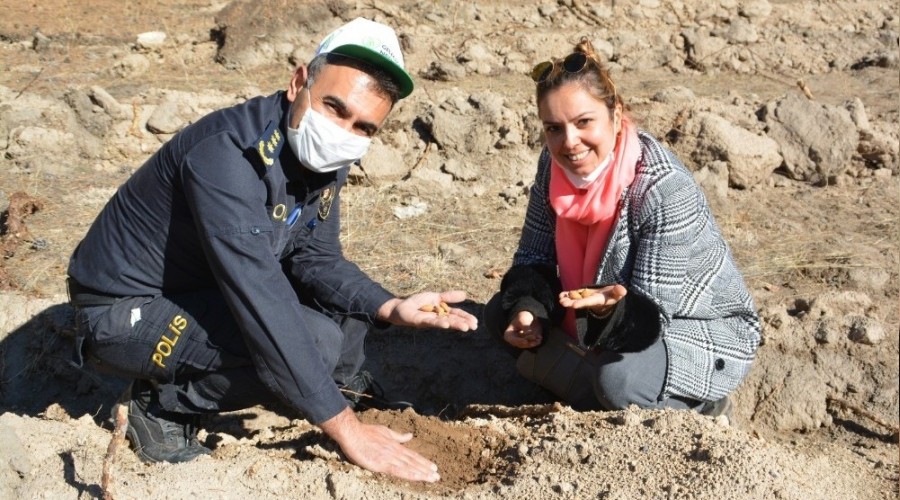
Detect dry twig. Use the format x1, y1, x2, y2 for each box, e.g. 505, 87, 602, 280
796, 79, 815, 100
101, 403, 129, 500
569, 0, 607, 26
15, 68, 44, 100
402, 141, 432, 180
128, 99, 143, 138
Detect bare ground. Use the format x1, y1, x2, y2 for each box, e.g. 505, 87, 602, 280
1, 0, 898, 498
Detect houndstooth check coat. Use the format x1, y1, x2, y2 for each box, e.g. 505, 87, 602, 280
513, 131, 761, 402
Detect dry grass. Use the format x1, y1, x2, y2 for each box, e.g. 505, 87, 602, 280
341, 185, 521, 304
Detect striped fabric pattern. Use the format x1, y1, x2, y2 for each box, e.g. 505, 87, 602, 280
513, 131, 761, 402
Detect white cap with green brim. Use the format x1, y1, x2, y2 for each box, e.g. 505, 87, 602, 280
315, 17, 414, 99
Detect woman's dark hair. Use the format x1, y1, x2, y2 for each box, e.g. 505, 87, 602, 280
307, 52, 401, 105
535, 37, 621, 113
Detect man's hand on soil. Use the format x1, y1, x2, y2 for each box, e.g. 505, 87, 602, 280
320, 407, 440, 483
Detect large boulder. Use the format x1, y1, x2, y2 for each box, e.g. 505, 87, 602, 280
693, 112, 782, 189
761, 93, 858, 184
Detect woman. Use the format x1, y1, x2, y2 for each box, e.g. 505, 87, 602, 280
483, 38, 760, 416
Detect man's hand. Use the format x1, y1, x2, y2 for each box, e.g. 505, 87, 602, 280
377, 291, 478, 332
320, 407, 440, 482
503, 310, 543, 349
558, 284, 627, 317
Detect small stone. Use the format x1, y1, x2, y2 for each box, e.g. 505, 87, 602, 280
137, 31, 167, 49
392, 199, 428, 219
847, 316, 885, 345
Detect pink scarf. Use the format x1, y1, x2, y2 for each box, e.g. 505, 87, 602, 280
550, 118, 640, 337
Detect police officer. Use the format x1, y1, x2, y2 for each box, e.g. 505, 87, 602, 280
66, 18, 476, 483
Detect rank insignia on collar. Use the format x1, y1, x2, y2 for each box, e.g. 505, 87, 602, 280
318, 187, 335, 221
255, 121, 283, 168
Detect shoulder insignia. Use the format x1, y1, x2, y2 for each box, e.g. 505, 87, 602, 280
318, 186, 335, 221
255, 121, 283, 168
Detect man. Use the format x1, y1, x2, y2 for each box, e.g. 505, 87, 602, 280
66, 18, 476, 483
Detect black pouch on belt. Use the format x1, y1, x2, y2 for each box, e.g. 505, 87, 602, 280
66, 277, 121, 307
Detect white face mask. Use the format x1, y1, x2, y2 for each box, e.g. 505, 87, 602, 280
287, 88, 372, 173
563, 149, 614, 189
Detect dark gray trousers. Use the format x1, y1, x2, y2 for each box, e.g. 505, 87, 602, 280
72, 288, 367, 415
483, 293, 698, 411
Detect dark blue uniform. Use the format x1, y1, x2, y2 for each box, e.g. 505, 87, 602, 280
67, 91, 394, 424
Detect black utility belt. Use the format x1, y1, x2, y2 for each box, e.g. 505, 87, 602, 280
66, 277, 121, 307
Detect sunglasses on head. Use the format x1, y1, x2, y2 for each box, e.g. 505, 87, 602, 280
530, 52, 589, 83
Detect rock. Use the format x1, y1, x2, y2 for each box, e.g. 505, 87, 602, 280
136, 31, 167, 49
421, 60, 467, 82
694, 113, 782, 189
32, 30, 52, 52
439, 242, 469, 264
358, 139, 408, 182
692, 160, 730, 199
214, 1, 333, 69
814, 317, 844, 344
63, 88, 113, 138
537, 3, 559, 17
612, 32, 677, 70
469, 91, 507, 124
7, 126, 77, 174
738, 0, 773, 20
407, 154, 456, 192
443, 158, 479, 181
843, 97, 871, 134
683, 29, 729, 64
457, 42, 497, 71
499, 183, 528, 206
847, 316, 885, 345
651, 86, 697, 104
89, 86, 127, 119
393, 198, 428, 219
808, 291, 872, 320
146, 99, 186, 134
423, 108, 471, 151
419, 92, 509, 155
112, 53, 151, 78
722, 17, 759, 44
761, 93, 858, 184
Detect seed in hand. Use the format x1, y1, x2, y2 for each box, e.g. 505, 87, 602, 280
568, 288, 595, 300
420, 301, 451, 316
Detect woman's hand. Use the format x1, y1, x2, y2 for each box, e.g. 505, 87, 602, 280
502, 310, 543, 349
559, 284, 627, 317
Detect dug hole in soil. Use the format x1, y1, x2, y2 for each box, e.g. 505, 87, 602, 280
0, 0, 898, 498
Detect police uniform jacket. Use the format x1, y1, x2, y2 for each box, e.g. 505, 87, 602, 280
509, 131, 761, 403
67, 91, 394, 424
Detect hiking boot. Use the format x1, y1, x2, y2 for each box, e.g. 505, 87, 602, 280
115, 380, 211, 463
339, 370, 414, 412
699, 396, 733, 419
